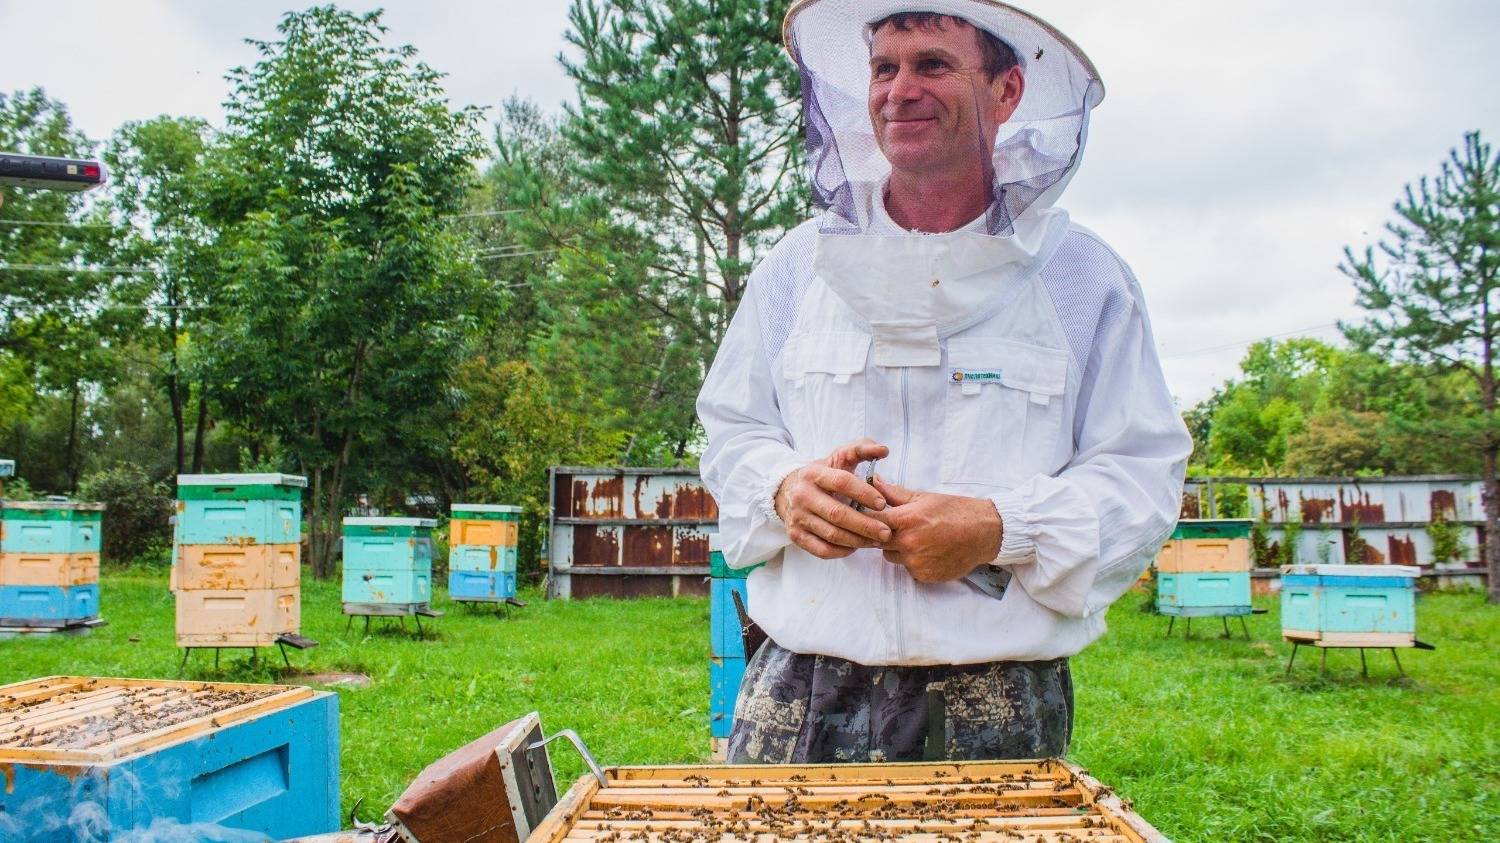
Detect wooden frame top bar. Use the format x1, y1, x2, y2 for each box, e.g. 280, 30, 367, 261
0, 676, 316, 764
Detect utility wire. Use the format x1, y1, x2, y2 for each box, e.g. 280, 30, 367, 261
0, 262, 153, 275
1163, 322, 1341, 359
0, 219, 114, 229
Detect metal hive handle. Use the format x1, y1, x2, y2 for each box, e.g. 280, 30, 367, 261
529, 729, 609, 788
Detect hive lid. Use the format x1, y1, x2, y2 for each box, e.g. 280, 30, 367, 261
1283, 564, 1421, 577
0, 676, 321, 764
0, 500, 106, 512
343, 516, 438, 528
451, 503, 523, 514
177, 473, 308, 488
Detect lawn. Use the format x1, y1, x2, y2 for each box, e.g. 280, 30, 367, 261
2, 568, 1497, 842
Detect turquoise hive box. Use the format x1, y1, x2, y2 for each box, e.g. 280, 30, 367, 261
175, 474, 303, 546
1282, 564, 1419, 646
1156, 571, 1253, 616
1, 501, 103, 554
341, 517, 436, 607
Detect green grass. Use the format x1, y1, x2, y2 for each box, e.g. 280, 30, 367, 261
2, 569, 1497, 842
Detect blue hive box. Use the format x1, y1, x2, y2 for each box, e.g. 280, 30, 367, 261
710, 577, 749, 658
448, 569, 517, 603
0, 501, 104, 554
342, 517, 436, 607
175, 474, 305, 546
1282, 564, 1419, 646
0, 583, 99, 623
1156, 571, 1252, 617
710, 655, 747, 739
450, 543, 519, 573
0, 676, 339, 842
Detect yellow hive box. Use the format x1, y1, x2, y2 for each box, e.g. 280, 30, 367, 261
172, 544, 300, 591
1156, 538, 1251, 573
450, 518, 518, 547
0, 552, 99, 587
175, 587, 299, 646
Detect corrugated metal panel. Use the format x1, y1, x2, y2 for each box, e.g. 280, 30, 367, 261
548, 467, 718, 599
1185, 476, 1484, 569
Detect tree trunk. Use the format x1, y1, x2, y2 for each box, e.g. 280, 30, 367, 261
1484, 450, 1500, 603
168, 294, 186, 474
65, 379, 80, 493
190, 382, 209, 473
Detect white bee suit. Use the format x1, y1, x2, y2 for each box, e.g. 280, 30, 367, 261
696, 0, 1191, 666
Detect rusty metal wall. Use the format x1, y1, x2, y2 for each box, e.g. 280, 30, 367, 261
547, 467, 718, 599
1185, 476, 1484, 569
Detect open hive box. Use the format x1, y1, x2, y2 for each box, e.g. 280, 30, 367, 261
0, 675, 338, 840
530, 759, 1167, 843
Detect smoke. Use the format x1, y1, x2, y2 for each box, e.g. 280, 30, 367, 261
3, 766, 274, 843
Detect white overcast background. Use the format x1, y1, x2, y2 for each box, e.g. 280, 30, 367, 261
4, 0, 1499, 407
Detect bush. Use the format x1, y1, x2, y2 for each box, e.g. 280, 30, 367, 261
77, 465, 173, 565
1427, 511, 1469, 565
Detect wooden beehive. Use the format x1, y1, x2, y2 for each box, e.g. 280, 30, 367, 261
0, 501, 105, 628
449, 503, 522, 603
174, 473, 307, 648
342, 516, 437, 608
531, 759, 1168, 842
1281, 563, 1420, 647
0, 675, 339, 839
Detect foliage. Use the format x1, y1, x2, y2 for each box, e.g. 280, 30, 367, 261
1278, 506, 1301, 567
1427, 510, 1470, 565
195, 6, 487, 577
4, 572, 1497, 841
1250, 502, 1275, 567
1341, 130, 1500, 601
76, 463, 172, 564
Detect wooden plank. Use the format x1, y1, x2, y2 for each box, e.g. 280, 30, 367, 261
606, 759, 1062, 783
586, 787, 1084, 812
570, 814, 1104, 832
531, 774, 602, 843
558, 833, 1130, 843
1063, 761, 1169, 843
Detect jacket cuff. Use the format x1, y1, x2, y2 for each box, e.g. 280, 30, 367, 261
756, 456, 811, 528
990, 491, 1036, 566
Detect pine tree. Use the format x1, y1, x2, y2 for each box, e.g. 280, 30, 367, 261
1342, 131, 1500, 601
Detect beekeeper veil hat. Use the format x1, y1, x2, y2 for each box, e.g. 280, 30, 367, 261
784, 0, 1104, 366
785, 0, 1103, 236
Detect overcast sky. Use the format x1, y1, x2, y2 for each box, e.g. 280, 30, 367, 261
4, 1, 1499, 406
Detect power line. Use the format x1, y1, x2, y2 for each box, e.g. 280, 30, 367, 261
1164, 319, 1344, 355
0, 219, 114, 229
0, 262, 153, 275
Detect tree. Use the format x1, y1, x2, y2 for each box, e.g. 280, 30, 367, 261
1341, 131, 1500, 603
556, 0, 806, 459
104, 116, 222, 474
197, 6, 486, 577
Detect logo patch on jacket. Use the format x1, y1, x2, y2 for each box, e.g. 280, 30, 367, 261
950, 368, 1003, 384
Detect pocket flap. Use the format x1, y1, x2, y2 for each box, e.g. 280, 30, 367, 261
782, 332, 872, 381
947, 338, 1068, 396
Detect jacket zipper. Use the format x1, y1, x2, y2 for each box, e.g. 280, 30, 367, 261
891, 366, 911, 662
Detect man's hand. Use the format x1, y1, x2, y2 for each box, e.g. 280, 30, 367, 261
869, 477, 1003, 584
775, 438, 892, 559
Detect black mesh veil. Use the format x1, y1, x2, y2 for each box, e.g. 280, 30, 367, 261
785, 0, 1104, 237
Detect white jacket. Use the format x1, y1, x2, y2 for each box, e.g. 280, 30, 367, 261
697, 201, 1191, 666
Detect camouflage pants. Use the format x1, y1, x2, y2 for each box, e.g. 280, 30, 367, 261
727, 639, 1073, 764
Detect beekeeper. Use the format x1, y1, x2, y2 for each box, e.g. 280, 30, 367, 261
697, 0, 1191, 764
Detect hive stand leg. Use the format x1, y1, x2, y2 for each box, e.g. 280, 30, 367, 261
1320, 647, 1328, 675
399, 616, 407, 633
214, 648, 221, 670
1165, 617, 1175, 638
414, 613, 424, 638
1360, 648, 1368, 678
346, 615, 354, 632
279, 642, 291, 669
1285, 643, 1300, 676
364, 616, 372, 635
1239, 616, 1251, 641
1221, 617, 1231, 639
1391, 648, 1405, 677
178, 648, 191, 677
1185, 617, 1192, 639
251, 648, 259, 670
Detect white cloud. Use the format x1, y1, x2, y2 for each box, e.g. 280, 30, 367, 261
3, 0, 1497, 406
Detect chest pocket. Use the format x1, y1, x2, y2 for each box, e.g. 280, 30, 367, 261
780, 331, 871, 458
941, 338, 1069, 487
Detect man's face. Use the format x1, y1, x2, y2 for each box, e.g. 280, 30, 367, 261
867, 19, 1022, 180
